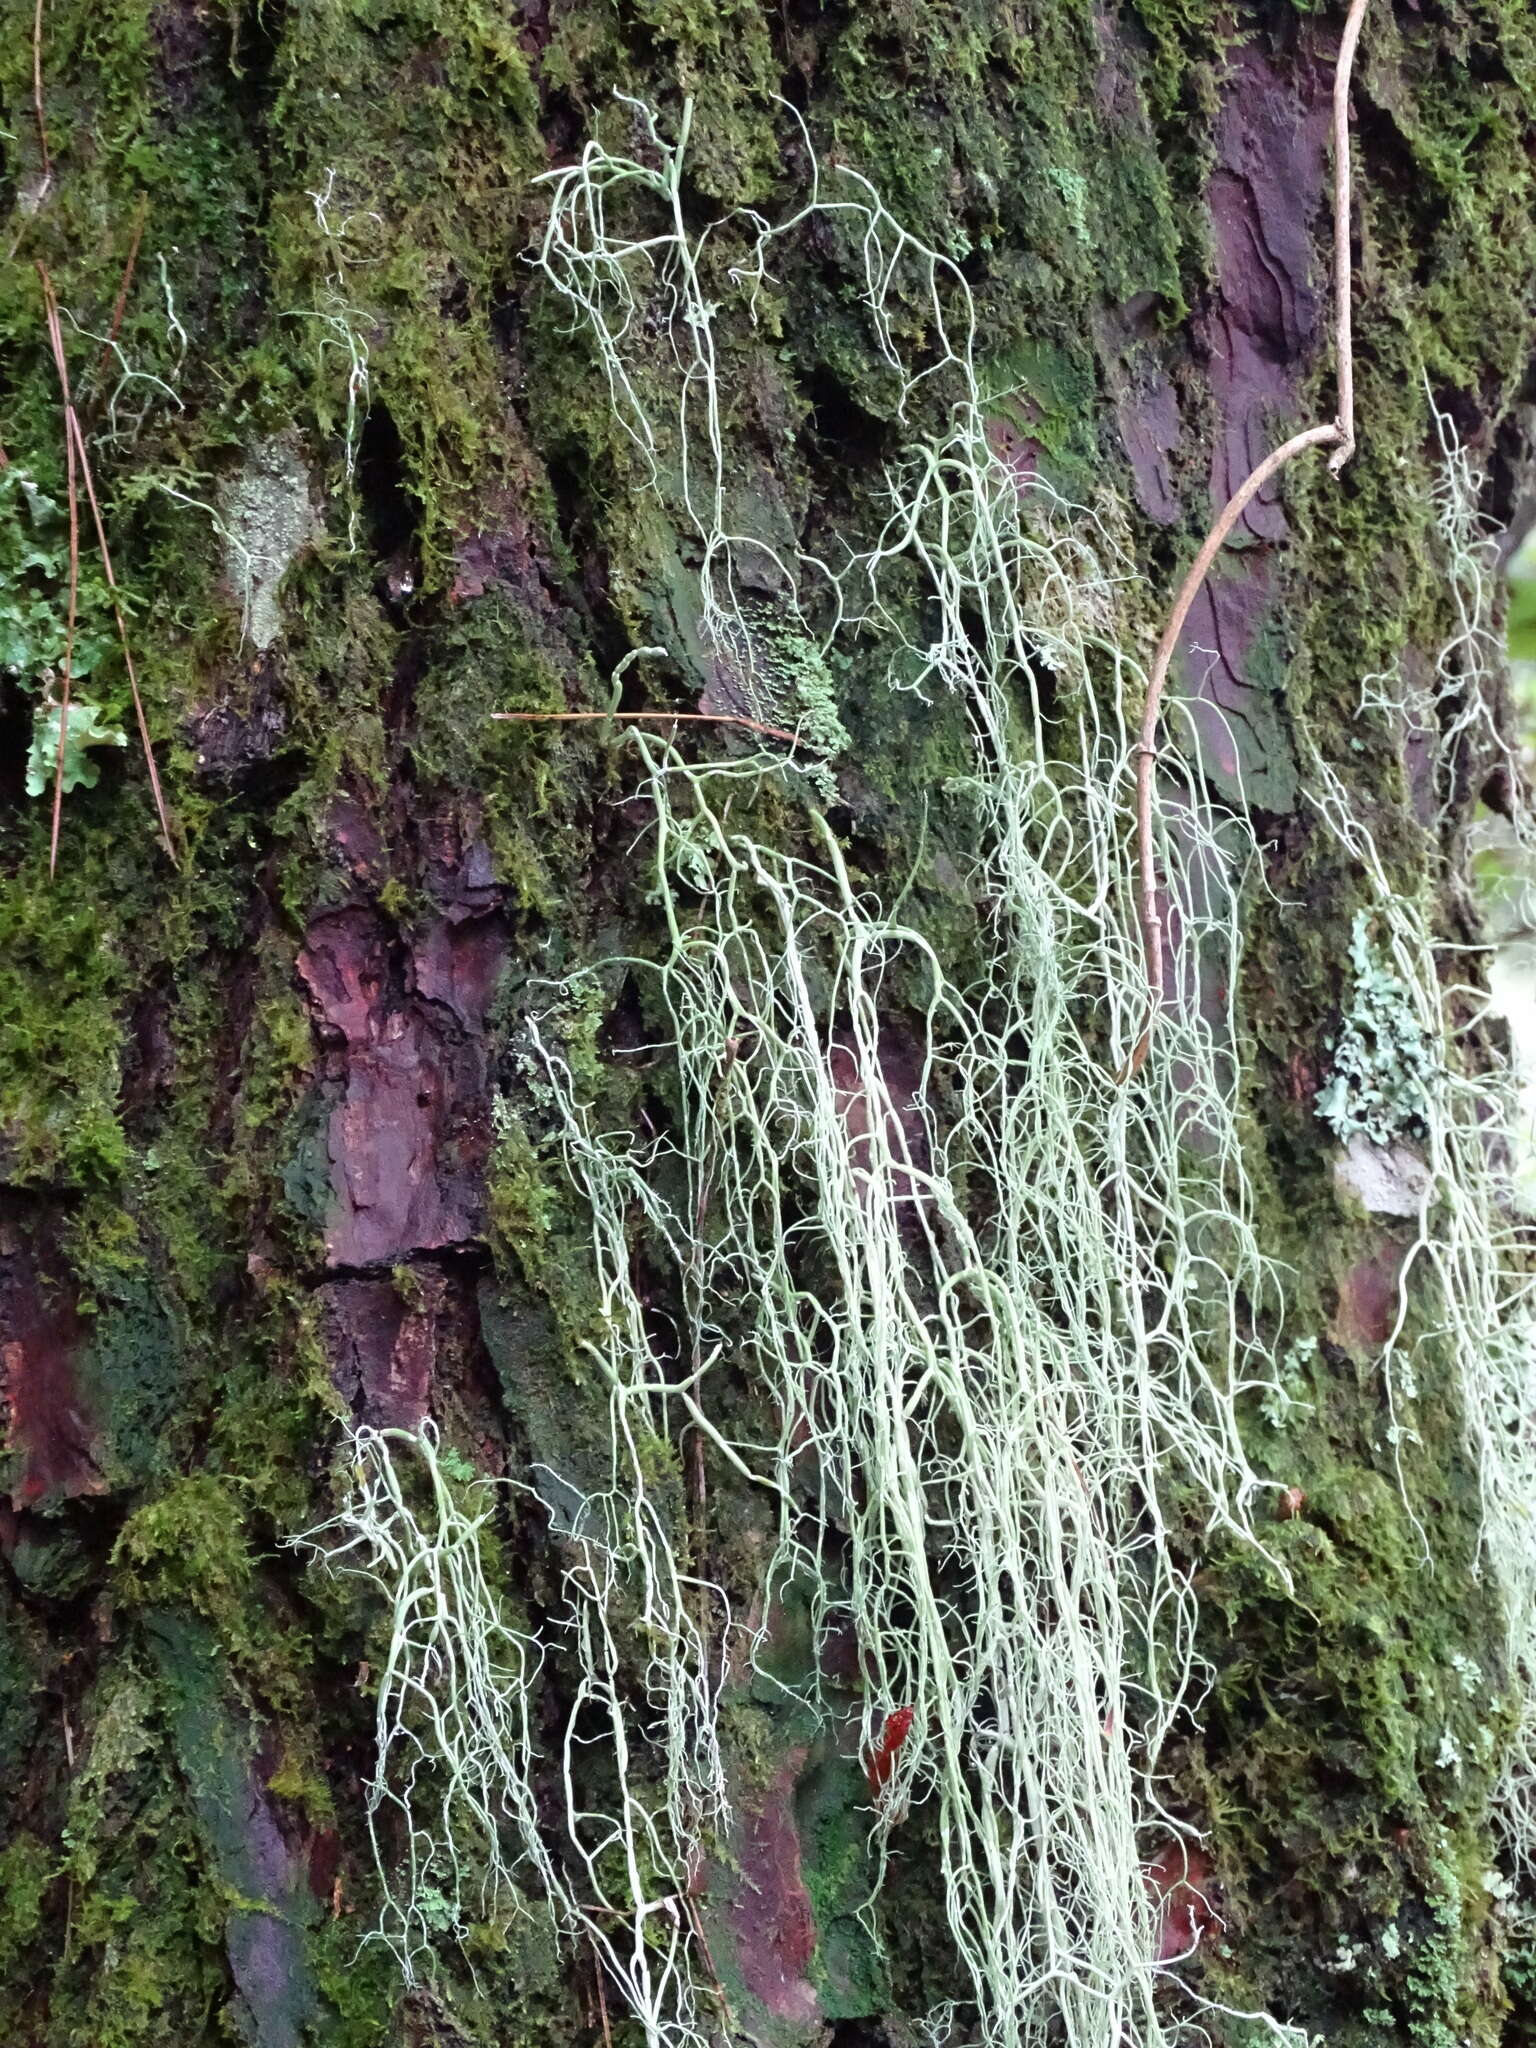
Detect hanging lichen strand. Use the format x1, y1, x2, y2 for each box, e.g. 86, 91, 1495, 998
299, 85, 1536, 2048
295, 1423, 555, 1967
1320, 416, 1536, 1916
473, 100, 1293, 2048
297, 1412, 727, 2047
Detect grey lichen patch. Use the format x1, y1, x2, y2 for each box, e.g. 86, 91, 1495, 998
220, 436, 319, 650
1333, 1133, 1432, 1219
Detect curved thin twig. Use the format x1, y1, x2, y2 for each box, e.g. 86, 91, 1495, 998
1329, 0, 1370, 473
1124, 0, 1369, 1079
38, 264, 177, 868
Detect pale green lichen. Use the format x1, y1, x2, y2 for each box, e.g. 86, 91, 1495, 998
1316, 913, 1440, 1146
0, 465, 112, 687
24, 697, 127, 795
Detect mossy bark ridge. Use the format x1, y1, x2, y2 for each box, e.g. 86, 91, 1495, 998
1, 5, 1535, 2047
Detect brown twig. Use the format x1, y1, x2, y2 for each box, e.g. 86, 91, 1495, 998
492, 708, 807, 749
1329, 0, 1369, 475
587, 1936, 614, 2048
1124, 423, 1340, 1076
95, 193, 149, 393
37, 264, 177, 866
1123, 0, 1369, 1080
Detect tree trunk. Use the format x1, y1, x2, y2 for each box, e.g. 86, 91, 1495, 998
3, 4, 1535, 2046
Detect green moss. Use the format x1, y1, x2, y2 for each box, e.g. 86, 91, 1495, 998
542, 0, 781, 206
982, 336, 1100, 491
114, 1476, 255, 1627
260, 0, 544, 571
1187, 1262, 1513, 2044
0, 1582, 45, 1781
52, 1664, 232, 2048
421, 1895, 571, 2048
307, 1922, 399, 2048
1127, 0, 1232, 130
207, 1302, 343, 1532
111, 1474, 320, 1729
232, 973, 317, 1163
0, 1832, 53, 2037
795, 1753, 888, 2019
0, 881, 127, 1185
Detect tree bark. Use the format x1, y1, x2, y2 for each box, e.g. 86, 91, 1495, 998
2, 4, 1535, 2046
